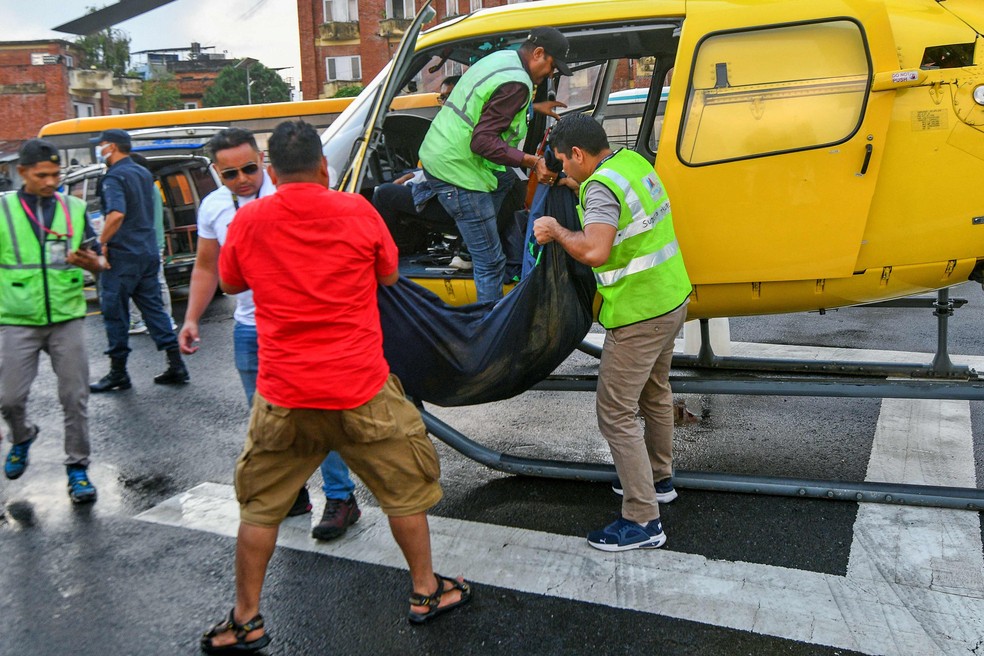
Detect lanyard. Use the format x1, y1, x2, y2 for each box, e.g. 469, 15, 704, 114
231, 187, 262, 211
19, 193, 73, 240
597, 149, 620, 169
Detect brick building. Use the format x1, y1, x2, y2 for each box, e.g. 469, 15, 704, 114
0, 40, 140, 143
135, 44, 283, 109
168, 57, 240, 109
296, 0, 646, 101
297, 0, 522, 100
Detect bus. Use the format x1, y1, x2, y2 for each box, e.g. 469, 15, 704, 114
41, 98, 357, 290
41, 93, 442, 290
39, 97, 358, 166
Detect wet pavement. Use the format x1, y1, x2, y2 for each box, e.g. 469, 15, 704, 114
2, 283, 983, 655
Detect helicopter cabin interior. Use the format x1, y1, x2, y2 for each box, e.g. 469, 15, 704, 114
357, 21, 679, 284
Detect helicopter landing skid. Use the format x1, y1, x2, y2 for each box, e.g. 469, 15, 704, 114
419, 408, 984, 511
578, 288, 976, 380
419, 288, 984, 511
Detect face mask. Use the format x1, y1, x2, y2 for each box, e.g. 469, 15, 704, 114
95, 146, 110, 165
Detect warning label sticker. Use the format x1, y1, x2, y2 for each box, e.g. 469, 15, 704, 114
892, 71, 919, 84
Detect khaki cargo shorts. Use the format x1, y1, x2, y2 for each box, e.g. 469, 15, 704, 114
235, 374, 443, 527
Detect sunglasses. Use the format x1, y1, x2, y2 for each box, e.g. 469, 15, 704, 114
219, 162, 260, 181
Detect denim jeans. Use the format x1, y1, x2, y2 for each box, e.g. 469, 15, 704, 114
99, 253, 178, 358
129, 249, 173, 326
233, 321, 355, 500
425, 168, 517, 303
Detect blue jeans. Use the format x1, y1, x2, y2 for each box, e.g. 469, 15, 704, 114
233, 321, 355, 500
425, 168, 517, 303
99, 253, 178, 358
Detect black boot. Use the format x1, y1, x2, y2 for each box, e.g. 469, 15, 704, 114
154, 348, 189, 385
90, 357, 131, 393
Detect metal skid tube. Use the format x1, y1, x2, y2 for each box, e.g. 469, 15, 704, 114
420, 290, 984, 510
533, 374, 984, 400
419, 409, 984, 511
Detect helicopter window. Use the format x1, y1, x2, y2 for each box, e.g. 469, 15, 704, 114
556, 62, 604, 112
679, 19, 869, 166
920, 43, 975, 70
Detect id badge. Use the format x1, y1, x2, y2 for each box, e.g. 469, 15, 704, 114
46, 240, 68, 266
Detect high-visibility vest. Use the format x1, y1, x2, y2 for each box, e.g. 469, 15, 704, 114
419, 49, 533, 192
578, 149, 692, 328
0, 191, 88, 325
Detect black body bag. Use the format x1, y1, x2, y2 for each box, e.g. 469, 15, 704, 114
378, 184, 596, 406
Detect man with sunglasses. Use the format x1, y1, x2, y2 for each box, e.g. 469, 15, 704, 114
89, 129, 189, 392
179, 128, 362, 538
414, 27, 571, 303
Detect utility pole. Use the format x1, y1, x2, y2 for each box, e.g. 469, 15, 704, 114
234, 57, 257, 105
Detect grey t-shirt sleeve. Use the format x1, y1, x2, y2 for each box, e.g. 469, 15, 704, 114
581, 181, 620, 228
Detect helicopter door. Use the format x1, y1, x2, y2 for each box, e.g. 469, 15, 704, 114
661, 0, 896, 285
338, 1, 435, 193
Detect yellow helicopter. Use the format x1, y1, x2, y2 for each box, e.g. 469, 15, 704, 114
326, 0, 984, 319
319, 0, 984, 509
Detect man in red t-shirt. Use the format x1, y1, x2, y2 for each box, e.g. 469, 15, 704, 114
201, 121, 472, 654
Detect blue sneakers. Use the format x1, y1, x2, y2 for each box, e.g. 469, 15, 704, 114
611, 477, 678, 503
587, 516, 667, 552
67, 465, 98, 504
4, 437, 36, 480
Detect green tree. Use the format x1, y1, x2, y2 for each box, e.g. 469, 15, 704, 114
202, 60, 291, 107
136, 74, 182, 112
332, 84, 363, 98
74, 12, 131, 76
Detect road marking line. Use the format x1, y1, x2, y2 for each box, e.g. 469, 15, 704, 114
846, 398, 984, 653
138, 476, 984, 654
136, 345, 984, 655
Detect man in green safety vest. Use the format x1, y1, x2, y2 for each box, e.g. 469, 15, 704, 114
414, 27, 570, 303
0, 139, 106, 503
533, 114, 692, 552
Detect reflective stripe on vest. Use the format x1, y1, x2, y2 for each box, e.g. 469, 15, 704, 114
0, 194, 78, 271
418, 50, 533, 192
442, 63, 529, 129
591, 167, 672, 247
594, 238, 680, 287
0, 192, 24, 266
579, 149, 691, 328
0, 192, 88, 325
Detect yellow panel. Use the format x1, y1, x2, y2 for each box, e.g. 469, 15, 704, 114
411, 259, 976, 320
856, 82, 984, 272
681, 259, 977, 319
662, 0, 897, 286
416, 0, 686, 49
924, 0, 984, 38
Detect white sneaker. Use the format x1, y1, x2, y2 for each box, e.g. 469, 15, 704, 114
449, 256, 473, 271
128, 321, 148, 335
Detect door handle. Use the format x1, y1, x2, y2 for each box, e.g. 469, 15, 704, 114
857, 143, 873, 177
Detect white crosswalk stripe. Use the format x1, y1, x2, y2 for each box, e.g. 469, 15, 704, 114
136, 344, 984, 655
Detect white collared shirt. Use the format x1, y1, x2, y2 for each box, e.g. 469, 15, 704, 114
196, 173, 277, 326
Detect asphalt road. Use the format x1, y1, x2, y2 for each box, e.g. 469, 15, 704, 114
2, 282, 983, 655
